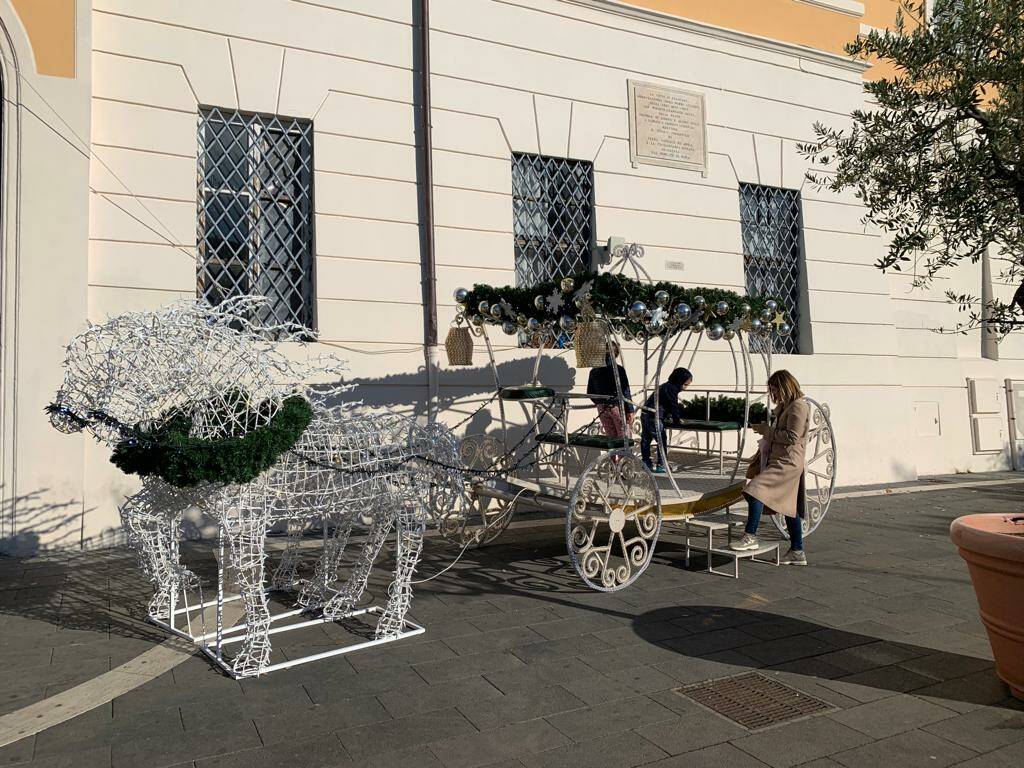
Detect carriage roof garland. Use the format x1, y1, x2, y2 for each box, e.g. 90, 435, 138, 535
442, 243, 837, 591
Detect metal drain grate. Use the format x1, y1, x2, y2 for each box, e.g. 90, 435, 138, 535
676, 673, 832, 730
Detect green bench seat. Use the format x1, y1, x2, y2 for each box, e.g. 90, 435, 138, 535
664, 419, 741, 432
536, 432, 634, 450
499, 386, 556, 401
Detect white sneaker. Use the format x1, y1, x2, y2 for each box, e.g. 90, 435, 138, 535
730, 533, 759, 551
781, 548, 808, 566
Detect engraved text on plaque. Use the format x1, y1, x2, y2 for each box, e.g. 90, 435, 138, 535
628, 80, 707, 173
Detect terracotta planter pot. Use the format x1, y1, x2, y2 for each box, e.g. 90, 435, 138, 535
949, 513, 1024, 700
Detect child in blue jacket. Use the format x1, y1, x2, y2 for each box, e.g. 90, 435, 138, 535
640, 367, 692, 472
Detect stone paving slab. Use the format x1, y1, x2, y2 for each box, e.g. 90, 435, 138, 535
2, 484, 1024, 767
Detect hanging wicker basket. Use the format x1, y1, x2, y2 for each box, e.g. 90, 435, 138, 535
574, 322, 607, 368
445, 325, 474, 366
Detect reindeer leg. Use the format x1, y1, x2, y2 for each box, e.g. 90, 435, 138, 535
376, 498, 425, 639
224, 507, 272, 677
120, 483, 192, 621
270, 520, 306, 592
322, 513, 392, 620
298, 512, 355, 610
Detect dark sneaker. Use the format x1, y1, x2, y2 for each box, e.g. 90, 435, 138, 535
781, 548, 808, 566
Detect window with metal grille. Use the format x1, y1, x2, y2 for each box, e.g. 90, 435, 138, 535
512, 153, 594, 287
739, 183, 806, 354
197, 106, 315, 331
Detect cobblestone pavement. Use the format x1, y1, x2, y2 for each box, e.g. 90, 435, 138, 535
1, 483, 1023, 768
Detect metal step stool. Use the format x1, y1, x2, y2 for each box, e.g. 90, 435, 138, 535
683, 517, 780, 578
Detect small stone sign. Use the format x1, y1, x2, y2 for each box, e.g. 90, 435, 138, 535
628, 80, 708, 174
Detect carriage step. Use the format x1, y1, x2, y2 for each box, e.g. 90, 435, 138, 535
535, 432, 635, 449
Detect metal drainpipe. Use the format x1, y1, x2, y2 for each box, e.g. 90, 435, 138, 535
417, 0, 440, 422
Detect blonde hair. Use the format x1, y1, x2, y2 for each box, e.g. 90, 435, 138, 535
768, 369, 803, 406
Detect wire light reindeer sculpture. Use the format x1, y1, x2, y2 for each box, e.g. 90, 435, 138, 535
48, 296, 461, 677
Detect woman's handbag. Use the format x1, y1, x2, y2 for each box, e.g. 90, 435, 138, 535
745, 437, 769, 480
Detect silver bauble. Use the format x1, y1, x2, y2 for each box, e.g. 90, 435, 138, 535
560, 277, 575, 293
654, 290, 670, 307
527, 317, 541, 332
693, 295, 706, 309
478, 301, 490, 315
690, 320, 705, 333
490, 304, 503, 319
707, 324, 725, 341
516, 314, 528, 327
759, 308, 774, 323
531, 296, 544, 311
766, 299, 778, 312
454, 287, 469, 303
470, 314, 484, 326
674, 303, 692, 322
715, 300, 729, 317
559, 315, 576, 332
501, 321, 517, 335
723, 328, 736, 341
749, 318, 763, 333
778, 322, 793, 337
628, 301, 647, 318
740, 303, 752, 317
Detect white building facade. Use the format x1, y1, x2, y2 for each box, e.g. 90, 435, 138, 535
1, 0, 1020, 551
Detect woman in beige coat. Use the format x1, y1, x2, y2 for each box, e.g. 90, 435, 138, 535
730, 370, 810, 565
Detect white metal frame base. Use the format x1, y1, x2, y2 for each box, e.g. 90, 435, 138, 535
144, 562, 427, 678
200, 604, 425, 679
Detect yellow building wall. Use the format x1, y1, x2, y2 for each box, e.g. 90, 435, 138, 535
628, 0, 909, 80
10, 0, 76, 77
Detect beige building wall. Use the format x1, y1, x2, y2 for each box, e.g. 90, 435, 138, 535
0, 0, 92, 552
2, 0, 1022, 550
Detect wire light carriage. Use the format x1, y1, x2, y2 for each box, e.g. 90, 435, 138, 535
440, 243, 838, 590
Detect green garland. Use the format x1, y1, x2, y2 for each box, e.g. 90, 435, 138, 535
680, 395, 768, 424
461, 271, 777, 330
111, 394, 313, 488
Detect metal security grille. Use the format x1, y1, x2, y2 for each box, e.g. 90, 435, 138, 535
676, 673, 832, 730
740, 183, 803, 354
197, 107, 315, 330
512, 153, 594, 287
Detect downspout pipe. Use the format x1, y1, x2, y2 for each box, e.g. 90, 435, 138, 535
415, 0, 440, 421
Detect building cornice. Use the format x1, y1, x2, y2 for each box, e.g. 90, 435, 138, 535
794, 0, 865, 18
560, 0, 871, 73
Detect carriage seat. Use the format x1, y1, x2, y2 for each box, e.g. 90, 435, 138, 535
535, 431, 634, 450
664, 419, 741, 432
499, 386, 557, 401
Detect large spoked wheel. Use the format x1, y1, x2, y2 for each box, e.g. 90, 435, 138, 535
773, 397, 837, 539
435, 434, 515, 548
567, 452, 662, 591
439, 485, 515, 548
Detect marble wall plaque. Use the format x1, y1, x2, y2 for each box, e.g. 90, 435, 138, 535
628, 80, 708, 173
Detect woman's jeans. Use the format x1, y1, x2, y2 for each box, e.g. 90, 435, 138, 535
640, 413, 668, 468
743, 493, 804, 549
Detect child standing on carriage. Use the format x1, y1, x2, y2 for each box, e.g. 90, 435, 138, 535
640, 367, 692, 473
587, 341, 635, 439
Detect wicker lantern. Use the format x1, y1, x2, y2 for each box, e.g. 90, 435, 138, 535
445, 325, 474, 366
574, 322, 608, 368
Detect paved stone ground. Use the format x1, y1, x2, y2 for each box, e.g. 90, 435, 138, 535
1, 484, 1023, 768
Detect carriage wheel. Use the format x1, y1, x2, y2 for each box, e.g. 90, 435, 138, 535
438, 486, 515, 548
567, 452, 661, 591
773, 397, 836, 539
435, 434, 515, 548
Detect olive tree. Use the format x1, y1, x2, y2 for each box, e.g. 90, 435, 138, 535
799, 0, 1024, 333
